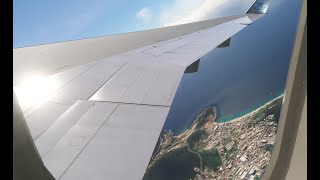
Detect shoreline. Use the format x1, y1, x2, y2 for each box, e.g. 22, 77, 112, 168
173, 94, 284, 136
216, 94, 284, 125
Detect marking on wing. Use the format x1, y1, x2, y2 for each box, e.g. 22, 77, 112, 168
56, 103, 120, 180
87, 62, 128, 99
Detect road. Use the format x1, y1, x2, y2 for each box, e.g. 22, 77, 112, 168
216, 147, 228, 180
187, 144, 203, 173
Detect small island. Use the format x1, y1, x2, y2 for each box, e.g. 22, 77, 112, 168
143, 95, 283, 180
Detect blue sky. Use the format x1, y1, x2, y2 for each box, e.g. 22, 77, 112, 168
13, 0, 255, 48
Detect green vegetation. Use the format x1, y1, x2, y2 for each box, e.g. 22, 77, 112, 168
200, 149, 222, 171
143, 146, 200, 180
196, 107, 215, 128
187, 130, 208, 150
266, 144, 274, 152
265, 98, 283, 123
252, 109, 266, 123
225, 145, 237, 159
246, 119, 255, 128
231, 130, 239, 137
252, 97, 283, 124
222, 137, 232, 145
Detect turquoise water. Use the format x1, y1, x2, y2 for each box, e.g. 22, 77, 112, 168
162, 0, 302, 135
174, 91, 284, 135
217, 91, 284, 123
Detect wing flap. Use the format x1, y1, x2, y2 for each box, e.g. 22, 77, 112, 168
26, 101, 71, 139
36, 101, 169, 180
47, 58, 128, 105
41, 102, 118, 179
35, 100, 95, 157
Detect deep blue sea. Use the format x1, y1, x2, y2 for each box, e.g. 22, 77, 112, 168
163, 0, 303, 135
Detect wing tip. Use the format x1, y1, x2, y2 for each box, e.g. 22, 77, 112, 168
246, 0, 271, 14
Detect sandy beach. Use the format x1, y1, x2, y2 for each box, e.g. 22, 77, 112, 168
216, 94, 284, 125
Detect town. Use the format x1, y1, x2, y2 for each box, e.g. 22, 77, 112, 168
197, 112, 278, 180
144, 96, 282, 180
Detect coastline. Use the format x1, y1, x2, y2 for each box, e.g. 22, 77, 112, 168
148, 94, 284, 179
174, 93, 284, 136
216, 94, 284, 125
147, 93, 285, 179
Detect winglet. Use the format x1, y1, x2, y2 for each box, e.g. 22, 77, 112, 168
246, 0, 271, 14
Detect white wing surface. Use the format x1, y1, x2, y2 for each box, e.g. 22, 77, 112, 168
13, 1, 271, 179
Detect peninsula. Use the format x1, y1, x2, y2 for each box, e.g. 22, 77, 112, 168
143, 95, 283, 180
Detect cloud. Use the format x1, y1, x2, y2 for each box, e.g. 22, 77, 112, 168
160, 0, 255, 27
136, 7, 153, 24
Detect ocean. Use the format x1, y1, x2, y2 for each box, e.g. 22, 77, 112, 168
163, 0, 303, 135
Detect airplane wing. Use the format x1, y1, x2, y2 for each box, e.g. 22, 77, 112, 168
13, 0, 271, 179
